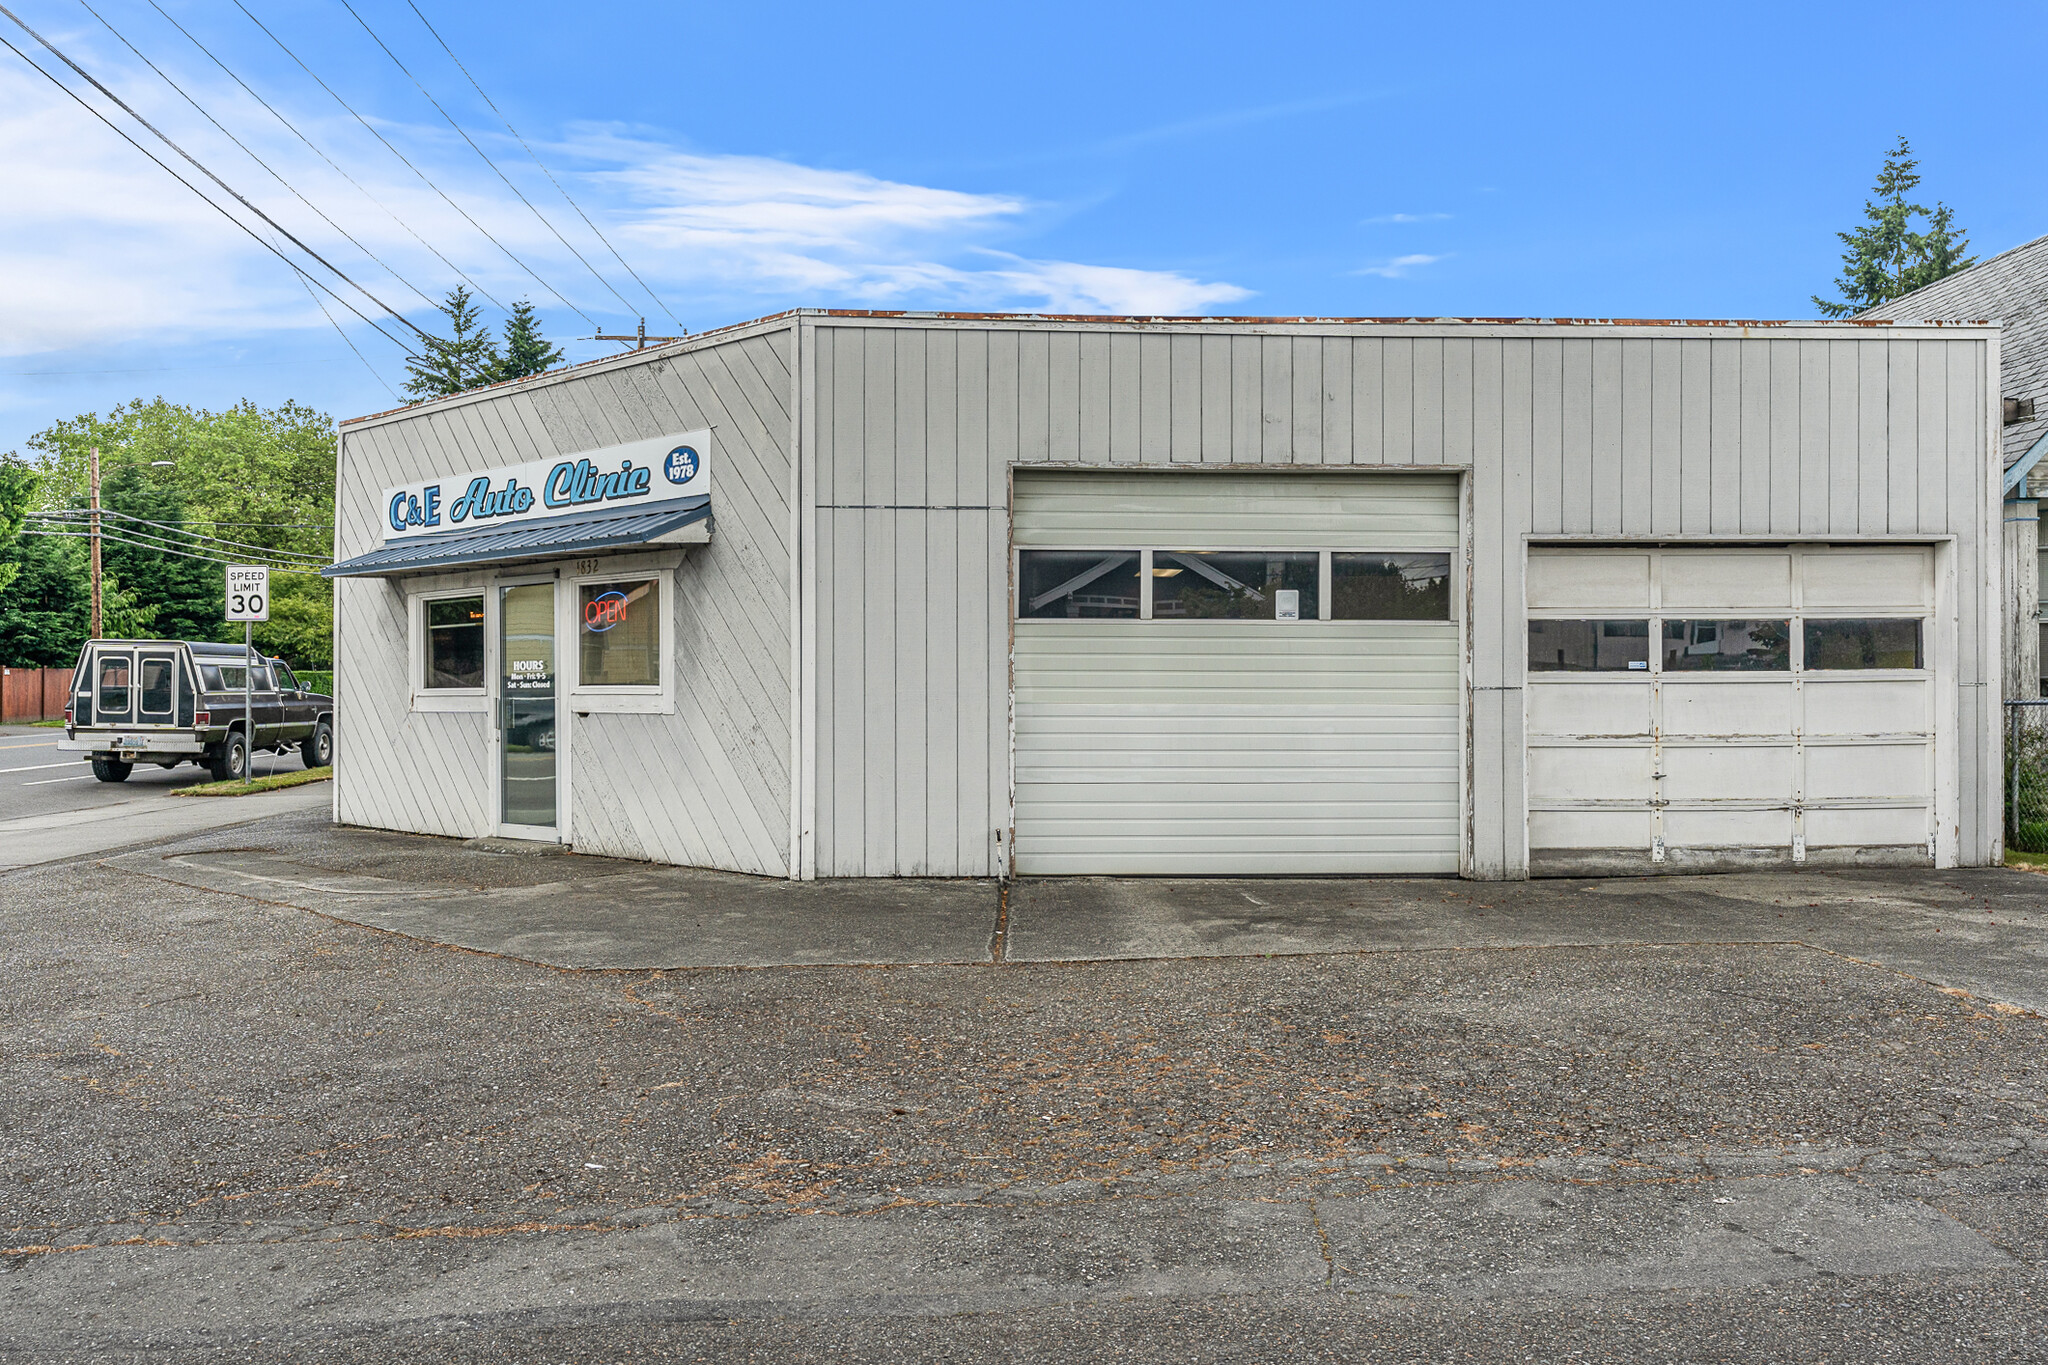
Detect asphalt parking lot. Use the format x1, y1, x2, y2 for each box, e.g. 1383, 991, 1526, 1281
5, 812, 2047, 1362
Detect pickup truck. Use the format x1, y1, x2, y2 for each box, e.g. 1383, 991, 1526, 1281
58, 638, 335, 782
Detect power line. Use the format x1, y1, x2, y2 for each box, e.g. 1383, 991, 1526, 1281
232, 0, 585, 328
35, 507, 333, 556
296, 267, 400, 401
31, 511, 331, 561
21, 528, 329, 576
404, 0, 682, 329
0, 29, 416, 357
26, 516, 329, 564
0, 2, 430, 348
78, 0, 439, 314
39, 514, 334, 528
142, 0, 505, 314
337, 0, 621, 326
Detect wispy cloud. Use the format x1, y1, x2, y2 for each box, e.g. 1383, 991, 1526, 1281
1077, 92, 1374, 159
1353, 254, 1449, 279
1363, 212, 1452, 225
0, 50, 1252, 362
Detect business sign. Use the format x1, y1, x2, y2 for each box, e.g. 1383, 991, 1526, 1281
380, 428, 709, 541
225, 565, 270, 622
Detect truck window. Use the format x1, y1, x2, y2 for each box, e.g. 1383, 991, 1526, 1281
97, 656, 131, 713
140, 658, 174, 715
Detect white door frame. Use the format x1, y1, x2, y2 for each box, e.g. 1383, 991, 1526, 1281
492, 571, 569, 842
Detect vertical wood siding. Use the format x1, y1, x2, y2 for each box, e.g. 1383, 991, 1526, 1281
334, 327, 795, 873
807, 321, 1996, 877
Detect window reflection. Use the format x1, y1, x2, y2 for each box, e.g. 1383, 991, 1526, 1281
1152, 551, 1318, 620
1527, 620, 1650, 672
1803, 618, 1922, 669
1017, 551, 1141, 619
1332, 553, 1451, 620
1661, 620, 1790, 671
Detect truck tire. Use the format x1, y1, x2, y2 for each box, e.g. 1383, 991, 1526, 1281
301, 720, 333, 769
90, 755, 132, 783
209, 731, 249, 782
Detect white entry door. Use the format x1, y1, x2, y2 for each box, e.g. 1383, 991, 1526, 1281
1525, 546, 1937, 874
1011, 471, 1463, 875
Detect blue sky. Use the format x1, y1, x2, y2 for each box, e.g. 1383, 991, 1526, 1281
3, 0, 2045, 454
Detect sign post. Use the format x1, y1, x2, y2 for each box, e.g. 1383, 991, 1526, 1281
225, 566, 269, 783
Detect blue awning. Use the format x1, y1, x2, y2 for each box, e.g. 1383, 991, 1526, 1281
323, 496, 710, 578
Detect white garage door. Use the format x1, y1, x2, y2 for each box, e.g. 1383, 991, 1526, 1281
1525, 546, 1937, 874
1011, 471, 1461, 875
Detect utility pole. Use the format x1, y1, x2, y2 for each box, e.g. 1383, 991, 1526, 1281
88, 445, 102, 638
586, 318, 686, 351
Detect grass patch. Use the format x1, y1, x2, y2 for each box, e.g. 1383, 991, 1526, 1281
171, 766, 332, 797
2006, 847, 2048, 870
25, 719, 64, 727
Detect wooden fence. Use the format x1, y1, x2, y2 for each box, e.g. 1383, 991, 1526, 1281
1, 667, 74, 724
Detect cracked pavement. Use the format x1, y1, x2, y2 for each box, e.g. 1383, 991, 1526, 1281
4, 814, 2048, 1361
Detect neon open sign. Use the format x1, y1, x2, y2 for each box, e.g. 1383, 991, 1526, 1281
584, 590, 630, 633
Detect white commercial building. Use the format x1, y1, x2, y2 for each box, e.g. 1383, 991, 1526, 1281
325, 312, 2004, 878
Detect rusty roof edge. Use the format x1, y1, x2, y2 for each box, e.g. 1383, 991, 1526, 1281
340, 311, 801, 428
794, 309, 1999, 328
341, 308, 1997, 429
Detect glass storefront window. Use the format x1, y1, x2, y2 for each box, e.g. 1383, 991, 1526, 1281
1018, 551, 1141, 619
1527, 620, 1650, 672
1661, 620, 1790, 671
1332, 552, 1451, 620
1152, 551, 1318, 620
1803, 618, 1923, 669
579, 579, 661, 687
425, 596, 486, 689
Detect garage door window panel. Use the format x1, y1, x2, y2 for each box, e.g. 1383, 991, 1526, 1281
1018, 551, 1141, 619
1803, 619, 1923, 670
1660, 620, 1790, 671
1527, 619, 1650, 672
1332, 552, 1451, 620
1152, 551, 1318, 620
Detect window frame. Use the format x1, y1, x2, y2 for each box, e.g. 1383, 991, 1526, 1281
1524, 612, 1933, 681
1014, 547, 1460, 624
410, 587, 490, 712
567, 565, 675, 714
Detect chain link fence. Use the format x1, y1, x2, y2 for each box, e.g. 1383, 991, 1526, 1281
2008, 700, 2048, 853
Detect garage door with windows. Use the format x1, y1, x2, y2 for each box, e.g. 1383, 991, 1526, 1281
1525, 546, 1938, 873
1010, 471, 1462, 875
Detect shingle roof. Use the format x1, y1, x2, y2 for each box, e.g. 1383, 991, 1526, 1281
1860, 232, 2048, 479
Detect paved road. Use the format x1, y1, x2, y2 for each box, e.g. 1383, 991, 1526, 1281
0, 725, 329, 872
0, 724, 309, 821
3, 811, 2046, 1362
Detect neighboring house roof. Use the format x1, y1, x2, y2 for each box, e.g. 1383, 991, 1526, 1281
1861, 231, 2048, 482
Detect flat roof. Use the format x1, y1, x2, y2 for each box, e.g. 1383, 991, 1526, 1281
345, 308, 1999, 428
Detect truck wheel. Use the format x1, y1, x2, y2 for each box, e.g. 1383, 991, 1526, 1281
209, 732, 249, 782
301, 721, 333, 769
90, 755, 132, 783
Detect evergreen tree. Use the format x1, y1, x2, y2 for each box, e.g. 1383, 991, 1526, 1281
1814, 136, 1976, 316
404, 285, 502, 401
494, 299, 564, 382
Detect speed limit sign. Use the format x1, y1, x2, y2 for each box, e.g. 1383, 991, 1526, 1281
226, 565, 270, 622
